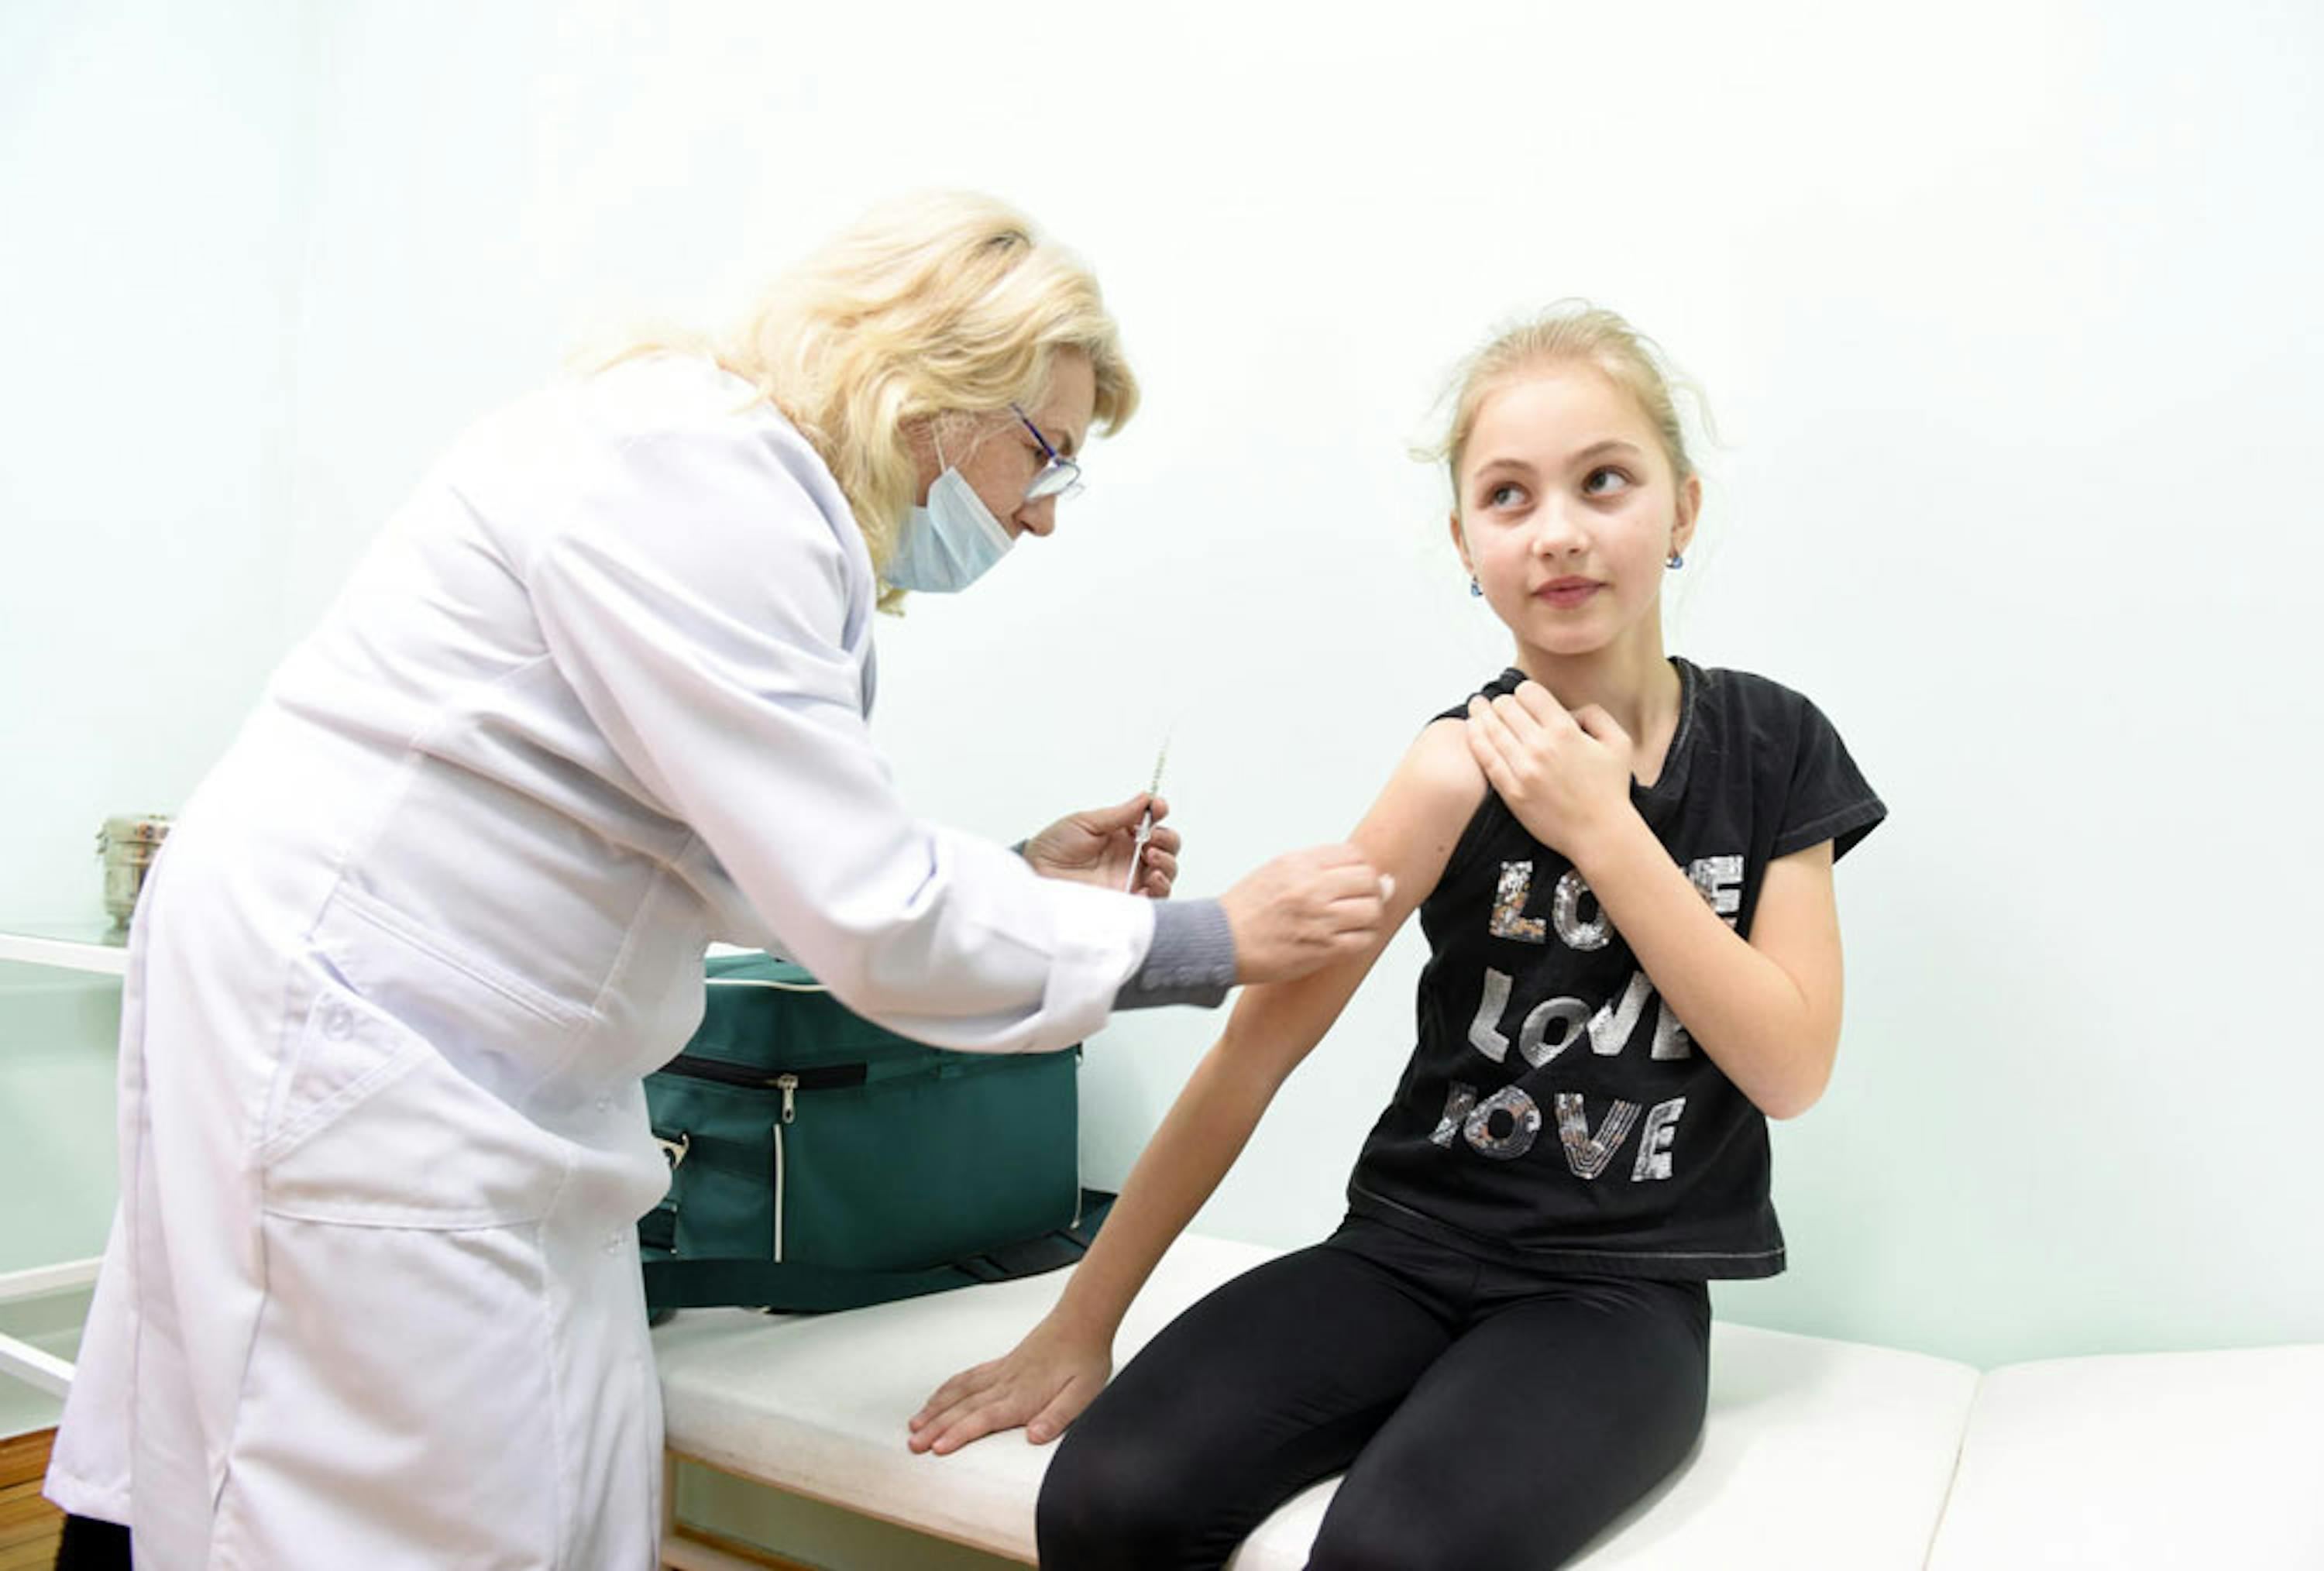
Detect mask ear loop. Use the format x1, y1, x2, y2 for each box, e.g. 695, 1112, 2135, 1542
930, 411, 1004, 479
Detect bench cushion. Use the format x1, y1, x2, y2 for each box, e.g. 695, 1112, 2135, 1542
654, 1235, 1978, 1567
1925, 1342, 2324, 1570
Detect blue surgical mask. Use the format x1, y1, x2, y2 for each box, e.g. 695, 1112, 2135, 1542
882, 466, 1014, 593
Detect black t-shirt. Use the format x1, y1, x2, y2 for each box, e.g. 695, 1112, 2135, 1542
1346, 658, 1886, 1280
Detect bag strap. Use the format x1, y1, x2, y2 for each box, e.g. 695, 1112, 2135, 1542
643, 1191, 1115, 1315
644, 1256, 975, 1313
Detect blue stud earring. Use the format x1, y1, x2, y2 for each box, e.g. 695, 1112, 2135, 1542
1666, 550, 1685, 570
1469, 576, 1483, 597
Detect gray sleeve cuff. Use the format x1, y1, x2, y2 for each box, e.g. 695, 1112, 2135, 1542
1112, 899, 1237, 1010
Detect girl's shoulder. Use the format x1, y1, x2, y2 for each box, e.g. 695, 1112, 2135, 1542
1683, 658, 1817, 714
1343, 711, 1495, 913
1677, 659, 1855, 754
1679, 660, 1886, 861
1396, 712, 1492, 824
1428, 665, 1527, 726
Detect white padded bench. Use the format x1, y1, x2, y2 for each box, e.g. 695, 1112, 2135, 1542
651, 1235, 1981, 1568
1926, 1342, 2324, 1569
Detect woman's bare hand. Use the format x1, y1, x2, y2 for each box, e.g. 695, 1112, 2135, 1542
1219, 844, 1394, 985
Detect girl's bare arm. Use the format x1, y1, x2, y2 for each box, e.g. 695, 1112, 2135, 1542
908, 722, 1485, 1453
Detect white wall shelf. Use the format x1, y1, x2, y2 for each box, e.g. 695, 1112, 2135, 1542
2, 928, 123, 1408
0, 1259, 101, 1399
0, 923, 129, 978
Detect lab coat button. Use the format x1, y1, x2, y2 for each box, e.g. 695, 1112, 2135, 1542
594, 1094, 613, 1113
603, 1231, 627, 1256
320, 1002, 354, 1040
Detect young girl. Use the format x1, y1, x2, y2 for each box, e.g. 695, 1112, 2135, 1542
909, 305, 1885, 1569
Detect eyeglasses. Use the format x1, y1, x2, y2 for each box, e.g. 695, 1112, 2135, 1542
1012, 405, 1085, 503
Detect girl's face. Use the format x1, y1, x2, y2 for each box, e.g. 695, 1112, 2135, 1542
1450, 364, 1700, 665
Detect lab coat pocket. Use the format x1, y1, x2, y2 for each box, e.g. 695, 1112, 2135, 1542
260, 970, 574, 1229
220, 1215, 565, 1569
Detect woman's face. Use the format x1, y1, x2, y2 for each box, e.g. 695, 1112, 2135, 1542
1449, 364, 1700, 664
912, 349, 1095, 540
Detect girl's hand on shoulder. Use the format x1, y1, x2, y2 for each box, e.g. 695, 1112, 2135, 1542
906, 1313, 1112, 1456
1465, 682, 1638, 861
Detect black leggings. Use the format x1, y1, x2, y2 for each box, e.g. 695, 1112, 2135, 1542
1038, 1216, 1710, 1571
52, 1515, 131, 1571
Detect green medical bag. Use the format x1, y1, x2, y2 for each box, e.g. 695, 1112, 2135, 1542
638, 951, 1109, 1315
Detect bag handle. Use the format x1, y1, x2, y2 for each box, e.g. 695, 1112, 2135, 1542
645, 1256, 987, 1313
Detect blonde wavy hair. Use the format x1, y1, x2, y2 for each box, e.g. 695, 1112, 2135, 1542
705, 191, 1139, 610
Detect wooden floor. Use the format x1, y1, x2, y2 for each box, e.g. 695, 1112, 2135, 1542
0, 1429, 831, 1571
0, 1430, 60, 1571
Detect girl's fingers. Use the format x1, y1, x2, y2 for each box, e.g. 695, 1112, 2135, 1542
1511, 679, 1571, 728
1500, 690, 1584, 749
1472, 693, 1532, 753
918, 1395, 990, 1453
933, 1392, 1029, 1454
912, 1370, 982, 1428
1489, 693, 1545, 748
931, 1405, 997, 1455
909, 1401, 961, 1449
1569, 703, 1626, 744
1465, 707, 1516, 786
1027, 1380, 1095, 1446
922, 1380, 997, 1435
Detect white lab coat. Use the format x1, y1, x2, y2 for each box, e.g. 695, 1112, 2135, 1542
45, 355, 1156, 1568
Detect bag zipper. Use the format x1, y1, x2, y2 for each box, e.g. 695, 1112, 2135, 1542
1067, 1044, 1086, 1229
700, 961, 935, 1263
665, 1048, 1061, 1261
661, 1054, 866, 1093
772, 1099, 787, 1263
658, 1057, 830, 1263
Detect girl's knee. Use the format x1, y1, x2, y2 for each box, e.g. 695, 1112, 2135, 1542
1037, 1423, 1202, 1570
1308, 1494, 1567, 1571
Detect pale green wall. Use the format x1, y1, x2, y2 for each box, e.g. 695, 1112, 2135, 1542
2, 0, 324, 1432
0, 978, 119, 1277
6, 2, 2322, 1564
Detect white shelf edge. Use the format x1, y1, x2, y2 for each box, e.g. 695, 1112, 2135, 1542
0, 1331, 74, 1399
0, 1258, 101, 1305
0, 933, 128, 977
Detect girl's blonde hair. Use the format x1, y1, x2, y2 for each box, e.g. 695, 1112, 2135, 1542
696, 192, 1138, 609
1428, 302, 1707, 503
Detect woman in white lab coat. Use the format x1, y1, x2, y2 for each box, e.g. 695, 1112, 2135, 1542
44, 191, 1389, 1569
